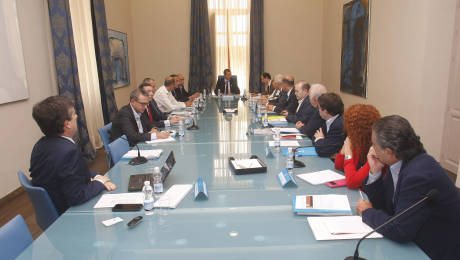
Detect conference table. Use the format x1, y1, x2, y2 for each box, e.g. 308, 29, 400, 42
17, 97, 428, 259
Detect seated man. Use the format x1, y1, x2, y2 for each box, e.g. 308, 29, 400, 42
297, 84, 327, 139
171, 73, 200, 102
138, 81, 181, 127
30, 96, 116, 215
262, 74, 283, 105
154, 76, 192, 113
266, 75, 298, 114
111, 89, 170, 146
357, 115, 460, 259
312, 92, 345, 157
284, 81, 315, 124
214, 69, 240, 95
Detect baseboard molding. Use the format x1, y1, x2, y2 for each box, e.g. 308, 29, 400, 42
0, 187, 25, 208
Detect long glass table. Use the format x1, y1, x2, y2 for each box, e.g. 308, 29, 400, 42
17, 97, 428, 259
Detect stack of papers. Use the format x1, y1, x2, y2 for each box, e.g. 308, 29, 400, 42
154, 184, 193, 208
146, 136, 176, 144
224, 108, 238, 113
171, 111, 191, 116
307, 216, 383, 240
93, 193, 144, 208
122, 149, 162, 159
231, 159, 262, 169
293, 194, 352, 215
253, 128, 273, 135
268, 140, 300, 147
297, 170, 345, 185
272, 127, 300, 134
267, 117, 287, 126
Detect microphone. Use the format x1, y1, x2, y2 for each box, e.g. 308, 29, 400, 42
345, 189, 439, 260
119, 136, 148, 165
187, 117, 199, 130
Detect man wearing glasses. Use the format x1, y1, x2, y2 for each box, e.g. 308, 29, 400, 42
111, 89, 170, 146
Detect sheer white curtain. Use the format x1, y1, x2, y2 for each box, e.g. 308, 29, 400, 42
208, 0, 250, 94
69, 0, 105, 149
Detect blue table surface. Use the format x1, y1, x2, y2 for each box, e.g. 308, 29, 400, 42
17, 97, 428, 260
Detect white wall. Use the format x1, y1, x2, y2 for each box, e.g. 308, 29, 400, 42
265, 0, 323, 82
0, 0, 57, 198
322, 0, 456, 160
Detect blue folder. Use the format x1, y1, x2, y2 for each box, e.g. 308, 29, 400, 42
281, 147, 318, 157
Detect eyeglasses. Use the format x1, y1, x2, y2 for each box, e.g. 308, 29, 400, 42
136, 101, 149, 106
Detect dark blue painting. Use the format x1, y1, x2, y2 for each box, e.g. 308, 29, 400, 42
108, 29, 130, 88
340, 0, 369, 98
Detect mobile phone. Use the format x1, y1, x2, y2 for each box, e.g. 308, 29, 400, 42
112, 204, 143, 212
326, 179, 347, 188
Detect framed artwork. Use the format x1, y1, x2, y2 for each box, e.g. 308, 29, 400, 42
340, 0, 370, 98
108, 29, 130, 88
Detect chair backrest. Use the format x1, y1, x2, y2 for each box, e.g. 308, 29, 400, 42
0, 215, 33, 260
108, 135, 130, 165
98, 122, 113, 167
17, 171, 59, 231
218, 75, 237, 82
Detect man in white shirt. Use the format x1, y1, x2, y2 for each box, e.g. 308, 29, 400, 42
154, 76, 192, 113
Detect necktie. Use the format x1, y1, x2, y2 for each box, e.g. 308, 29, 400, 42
226, 81, 229, 94
146, 106, 153, 122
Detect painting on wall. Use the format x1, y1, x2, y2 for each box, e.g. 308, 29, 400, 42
340, 0, 370, 98
108, 29, 130, 88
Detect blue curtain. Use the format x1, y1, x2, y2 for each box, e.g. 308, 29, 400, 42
47, 0, 96, 160
249, 0, 264, 93
91, 0, 118, 124
189, 0, 213, 94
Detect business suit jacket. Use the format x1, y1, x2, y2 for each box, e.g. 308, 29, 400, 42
286, 96, 315, 123
299, 109, 324, 140
268, 88, 281, 105
29, 136, 105, 215
142, 99, 170, 128
312, 114, 345, 157
274, 88, 298, 114
362, 153, 460, 259
172, 85, 190, 102
110, 104, 161, 146
214, 77, 240, 95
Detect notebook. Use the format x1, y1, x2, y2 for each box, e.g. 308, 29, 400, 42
128, 151, 176, 191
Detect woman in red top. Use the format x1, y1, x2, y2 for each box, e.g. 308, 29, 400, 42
335, 104, 381, 189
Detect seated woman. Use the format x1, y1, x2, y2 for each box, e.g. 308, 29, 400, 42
335, 104, 381, 189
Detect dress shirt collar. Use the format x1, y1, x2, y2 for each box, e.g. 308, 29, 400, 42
296, 98, 305, 113
287, 87, 293, 97
60, 135, 75, 144
130, 103, 142, 119
325, 114, 339, 133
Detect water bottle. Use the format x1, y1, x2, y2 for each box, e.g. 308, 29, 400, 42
152, 166, 163, 194
263, 110, 269, 127
142, 181, 154, 211
274, 128, 281, 147
203, 88, 207, 98
178, 120, 185, 137
256, 104, 262, 122
218, 88, 221, 97
286, 147, 294, 174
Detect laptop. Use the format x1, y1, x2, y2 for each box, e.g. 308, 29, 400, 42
128, 151, 176, 192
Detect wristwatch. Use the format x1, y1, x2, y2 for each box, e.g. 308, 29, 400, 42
345, 155, 353, 160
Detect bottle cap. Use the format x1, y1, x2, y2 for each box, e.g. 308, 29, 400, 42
153, 167, 160, 173
144, 180, 150, 186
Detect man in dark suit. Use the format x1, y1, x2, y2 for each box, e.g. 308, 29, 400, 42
297, 84, 327, 139
263, 74, 283, 105
266, 75, 298, 114
138, 81, 181, 128
357, 115, 460, 259
171, 74, 200, 102
285, 81, 315, 124
256, 72, 272, 95
29, 96, 116, 214
110, 89, 170, 146
312, 92, 345, 157
214, 69, 240, 95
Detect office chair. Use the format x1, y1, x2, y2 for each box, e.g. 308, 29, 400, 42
108, 135, 130, 165
17, 171, 59, 231
0, 215, 33, 260
98, 122, 113, 168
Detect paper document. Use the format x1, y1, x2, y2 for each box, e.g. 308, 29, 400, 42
297, 170, 345, 185
171, 111, 191, 116
253, 128, 272, 135
295, 194, 351, 213
154, 184, 193, 208
307, 216, 383, 240
272, 127, 300, 134
268, 140, 300, 147
94, 193, 144, 208
231, 159, 262, 169
146, 136, 176, 144
224, 108, 238, 113
122, 149, 162, 159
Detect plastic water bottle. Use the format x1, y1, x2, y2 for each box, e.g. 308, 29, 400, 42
274, 128, 281, 147
142, 181, 154, 211
218, 88, 221, 97
203, 88, 207, 98
257, 103, 262, 122
263, 110, 269, 127
152, 167, 163, 194
286, 147, 294, 174
178, 120, 185, 137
